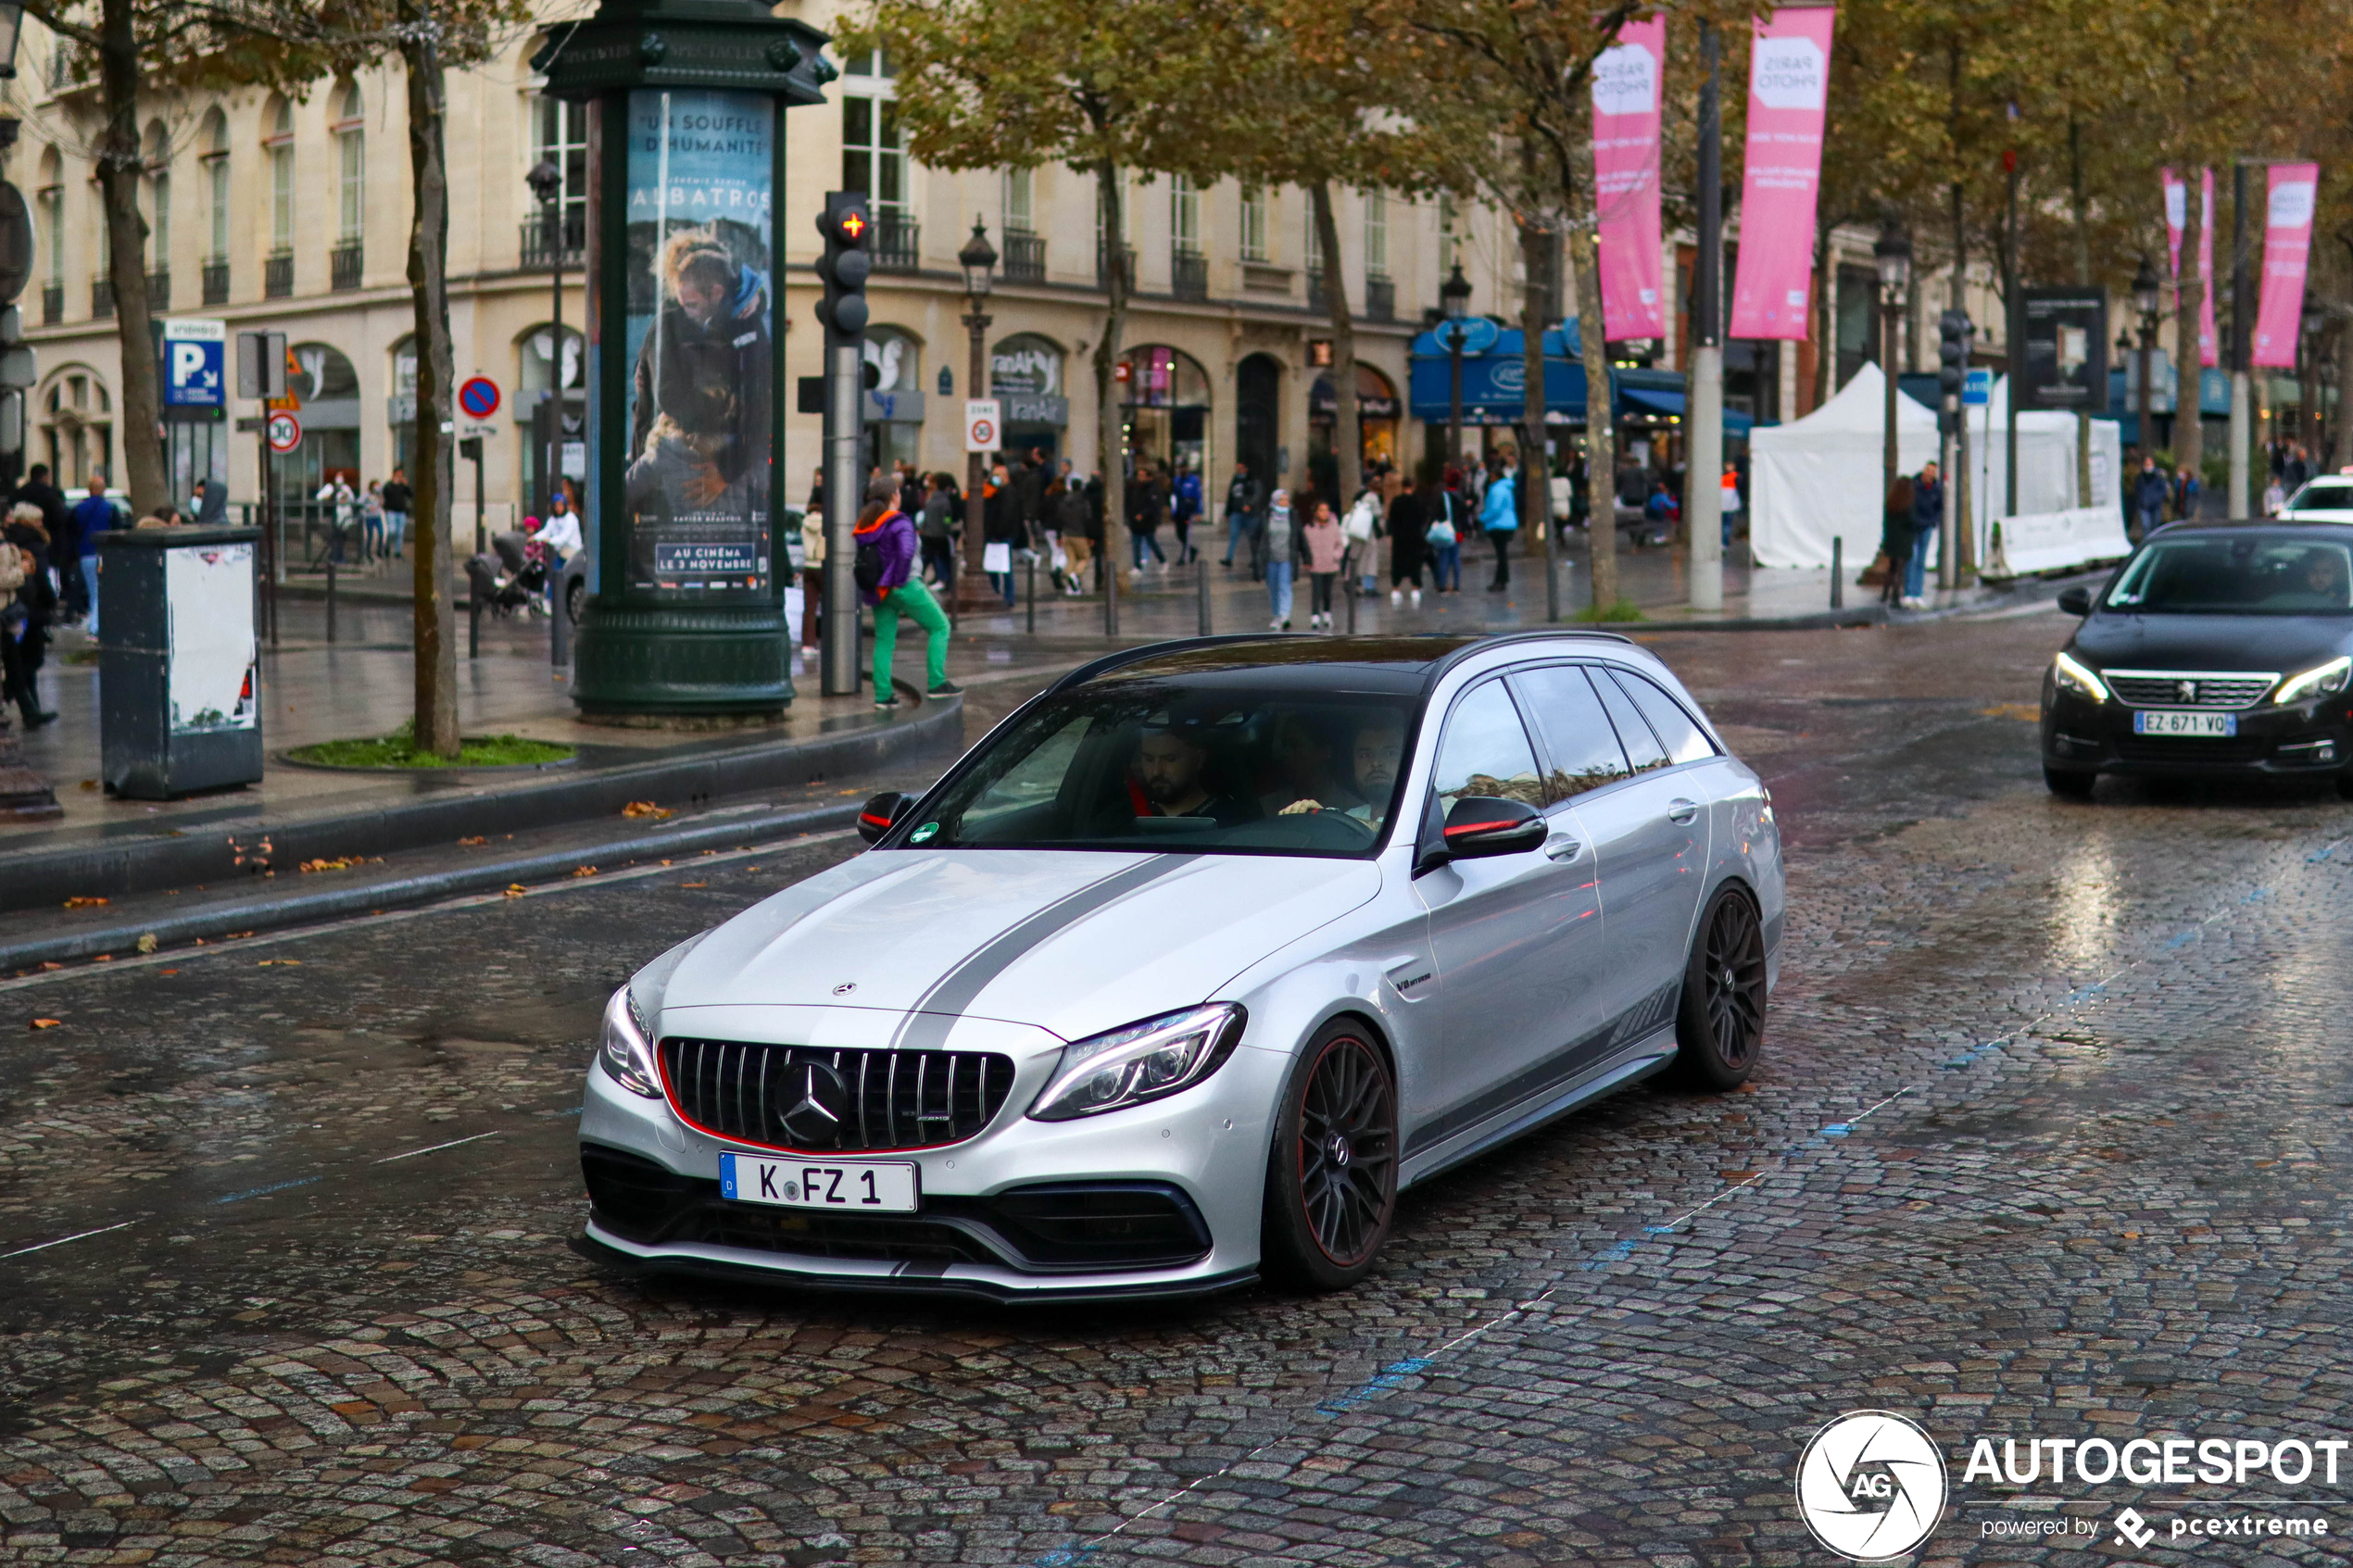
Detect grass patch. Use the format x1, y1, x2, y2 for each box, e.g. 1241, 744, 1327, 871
288, 722, 574, 770
1573, 598, 1647, 623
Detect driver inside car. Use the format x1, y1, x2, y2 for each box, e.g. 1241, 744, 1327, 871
1279, 712, 1407, 833
1133, 721, 1256, 825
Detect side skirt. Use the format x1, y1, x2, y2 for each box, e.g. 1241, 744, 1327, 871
1398, 1024, 1680, 1192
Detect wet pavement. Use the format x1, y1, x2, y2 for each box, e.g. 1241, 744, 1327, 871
6, 608, 2353, 1565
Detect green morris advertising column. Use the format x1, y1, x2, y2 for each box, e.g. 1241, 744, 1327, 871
537, 0, 832, 720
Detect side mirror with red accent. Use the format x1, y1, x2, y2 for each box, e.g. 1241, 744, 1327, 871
857, 791, 914, 844
1435, 796, 1547, 861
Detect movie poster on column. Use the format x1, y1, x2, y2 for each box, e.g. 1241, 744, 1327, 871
2252, 162, 2320, 369
1591, 17, 1666, 343
623, 89, 774, 596
1728, 6, 1836, 340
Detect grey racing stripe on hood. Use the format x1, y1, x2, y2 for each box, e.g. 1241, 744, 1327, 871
887, 855, 1193, 1051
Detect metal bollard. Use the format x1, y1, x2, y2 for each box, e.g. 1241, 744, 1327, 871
1830, 536, 1843, 609
324, 537, 338, 645
469, 580, 482, 659
1197, 556, 1212, 637
1026, 552, 1037, 634
1346, 571, 1358, 634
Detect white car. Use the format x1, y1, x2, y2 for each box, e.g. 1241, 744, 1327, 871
2280, 473, 2353, 523
580, 632, 1784, 1301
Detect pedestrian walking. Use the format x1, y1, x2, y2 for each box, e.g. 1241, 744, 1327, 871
1480, 458, 1518, 592
2173, 465, 2201, 521
1427, 476, 1464, 593
1905, 460, 1942, 609
2264, 475, 2288, 516
1718, 463, 1742, 551
983, 462, 1023, 607
69, 474, 114, 627
381, 468, 411, 559
917, 473, 956, 587
192, 475, 228, 528
1302, 500, 1345, 631
2132, 456, 2167, 539
1223, 460, 1263, 571
1344, 486, 1381, 597
361, 481, 385, 563
1879, 474, 1917, 609
1127, 464, 1167, 571
1171, 461, 1202, 562
1, 502, 57, 726
1386, 477, 1428, 608
854, 479, 957, 708
798, 505, 825, 654
1264, 488, 1299, 630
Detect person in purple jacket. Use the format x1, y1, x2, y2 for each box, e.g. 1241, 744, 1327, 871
852, 478, 958, 709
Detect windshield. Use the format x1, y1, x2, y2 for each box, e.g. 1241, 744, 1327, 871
2289, 481, 2353, 511
896, 679, 1421, 858
2103, 537, 2353, 615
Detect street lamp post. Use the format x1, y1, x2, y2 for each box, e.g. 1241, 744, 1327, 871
1873, 220, 1912, 572
2133, 254, 2160, 467
1441, 264, 1471, 481
525, 158, 564, 520
955, 220, 996, 615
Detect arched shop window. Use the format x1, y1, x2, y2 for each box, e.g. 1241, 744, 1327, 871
1310, 362, 1402, 499
1117, 345, 1211, 481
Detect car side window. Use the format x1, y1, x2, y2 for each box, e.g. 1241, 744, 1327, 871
1508, 665, 1631, 802
1430, 680, 1545, 813
1608, 670, 1716, 765
1589, 668, 1670, 772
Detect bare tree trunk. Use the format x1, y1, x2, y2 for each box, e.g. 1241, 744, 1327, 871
1812, 210, 1836, 410
2335, 314, 2353, 472
1090, 157, 1128, 632
404, 20, 459, 757
1517, 212, 1548, 557
2175, 170, 2205, 485
1310, 182, 1361, 516
94, 0, 165, 514
1570, 220, 1618, 613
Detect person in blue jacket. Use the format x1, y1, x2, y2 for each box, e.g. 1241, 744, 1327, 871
1480, 457, 1518, 592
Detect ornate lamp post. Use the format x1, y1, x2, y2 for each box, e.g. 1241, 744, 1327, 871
535, 0, 830, 721
1874, 220, 1912, 518
1441, 263, 1472, 479
2133, 253, 2161, 459
524, 157, 565, 518
955, 220, 997, 613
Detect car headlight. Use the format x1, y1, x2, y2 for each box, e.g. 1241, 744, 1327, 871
598, 987, 663, 1098
2275, 656, 2352, 705
1026, 1004, 1247, 1122
2051, 650, 2109, 704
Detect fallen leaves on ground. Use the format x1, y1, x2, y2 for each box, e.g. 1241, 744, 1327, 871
459, 835, 488, 847
573, 866, 598, 878
1980, 702, 2040, 721
30, 1019, 61, 1029
257, 959, 301, 967
135, 934, 157, 954
503, 884, 527, 897
63, 896, 107, 909
678, 882, 709, 888
299, 855, 382, 874
622, 800, 673, 820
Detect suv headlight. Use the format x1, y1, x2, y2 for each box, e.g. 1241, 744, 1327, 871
2051, 650, 2109, 704
1027, 1004, 1247, 1122
598, 987, 663, 1098
2275, 656, 2352, 705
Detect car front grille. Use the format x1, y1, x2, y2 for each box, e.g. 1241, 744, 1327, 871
2104, 670, 2279, 709
658, 1037, 1017, 1154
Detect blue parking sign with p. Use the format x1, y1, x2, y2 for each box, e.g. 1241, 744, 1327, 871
161, 320, 227, 408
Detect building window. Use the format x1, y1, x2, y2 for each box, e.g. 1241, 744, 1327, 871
1239, 188, 1267, 263
1171, 174, 1201, 254
1439, 194, 1459, 271
145, 123, 170, 271
534, 95, 587, 238
202, 111, 229, 264
841, 93, 903, 211
841, 46, 894, 77
1364, 189, 1388, 278
266, 97, 294, 256
333, 82, 364, 244
1003, 167, 1032, 232
1304, 203, 1323, 275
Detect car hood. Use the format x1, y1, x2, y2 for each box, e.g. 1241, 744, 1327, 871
2073, 613, 2353, 674
659, 849, 1383, 1044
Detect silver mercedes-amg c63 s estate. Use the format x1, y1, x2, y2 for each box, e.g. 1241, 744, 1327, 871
580, 632, 1783, 1300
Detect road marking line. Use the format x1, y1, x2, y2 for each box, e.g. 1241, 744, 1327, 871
0, 1221, 135, 1261
373, 1131, 500, 1164
211, 1175, 321, 1205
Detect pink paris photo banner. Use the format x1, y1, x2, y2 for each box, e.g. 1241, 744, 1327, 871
2160, 168, 2220, 367
1728, 5, 1835, 341
1592, 17, 1667, 342
2252, 162, 2320, 369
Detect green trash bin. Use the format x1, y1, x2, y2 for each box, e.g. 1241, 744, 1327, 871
97, 526, 264, 799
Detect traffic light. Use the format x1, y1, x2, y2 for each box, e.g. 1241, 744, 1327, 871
815, 192, 871, 340
1936, 309, 1972, 433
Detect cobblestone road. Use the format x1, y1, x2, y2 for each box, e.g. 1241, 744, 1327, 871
6, 611, 2353, 1566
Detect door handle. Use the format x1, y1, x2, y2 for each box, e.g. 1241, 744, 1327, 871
1543, 834, 1582, 861
1667, 798, 1700, 825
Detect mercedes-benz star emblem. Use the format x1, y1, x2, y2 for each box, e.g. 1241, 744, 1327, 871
777, 1061, 851, 1148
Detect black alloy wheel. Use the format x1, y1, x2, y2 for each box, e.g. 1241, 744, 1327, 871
1262, 1022, 1398, 1290
2045, 765, 2098, 799
1674, 887, 1768, 1090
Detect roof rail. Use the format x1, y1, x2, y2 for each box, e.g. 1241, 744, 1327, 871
1045, 633, 1300, 694
1429, 627, 1636, 683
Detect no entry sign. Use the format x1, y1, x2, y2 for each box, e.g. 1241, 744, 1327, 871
458, 375, 501, 420
265, 411, 303, 454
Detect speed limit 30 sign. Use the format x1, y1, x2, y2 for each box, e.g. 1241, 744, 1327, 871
963, 398, 1001, 454
265, 411, 303, 453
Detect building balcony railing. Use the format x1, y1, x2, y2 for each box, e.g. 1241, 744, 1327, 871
520, 211, 585, 270
41, 283, 61, 326
1172, 248, 1208, 303
1098, 242, 1136, 293
1002, 228, 1046, 283
146, 270, 170, 311
265, 251, 294, 298
1365, 275, 1395, 322
92, 278, 113, 319
330, 242, 363, 291
202, 261, 229, 306
871, 208, 920, 272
